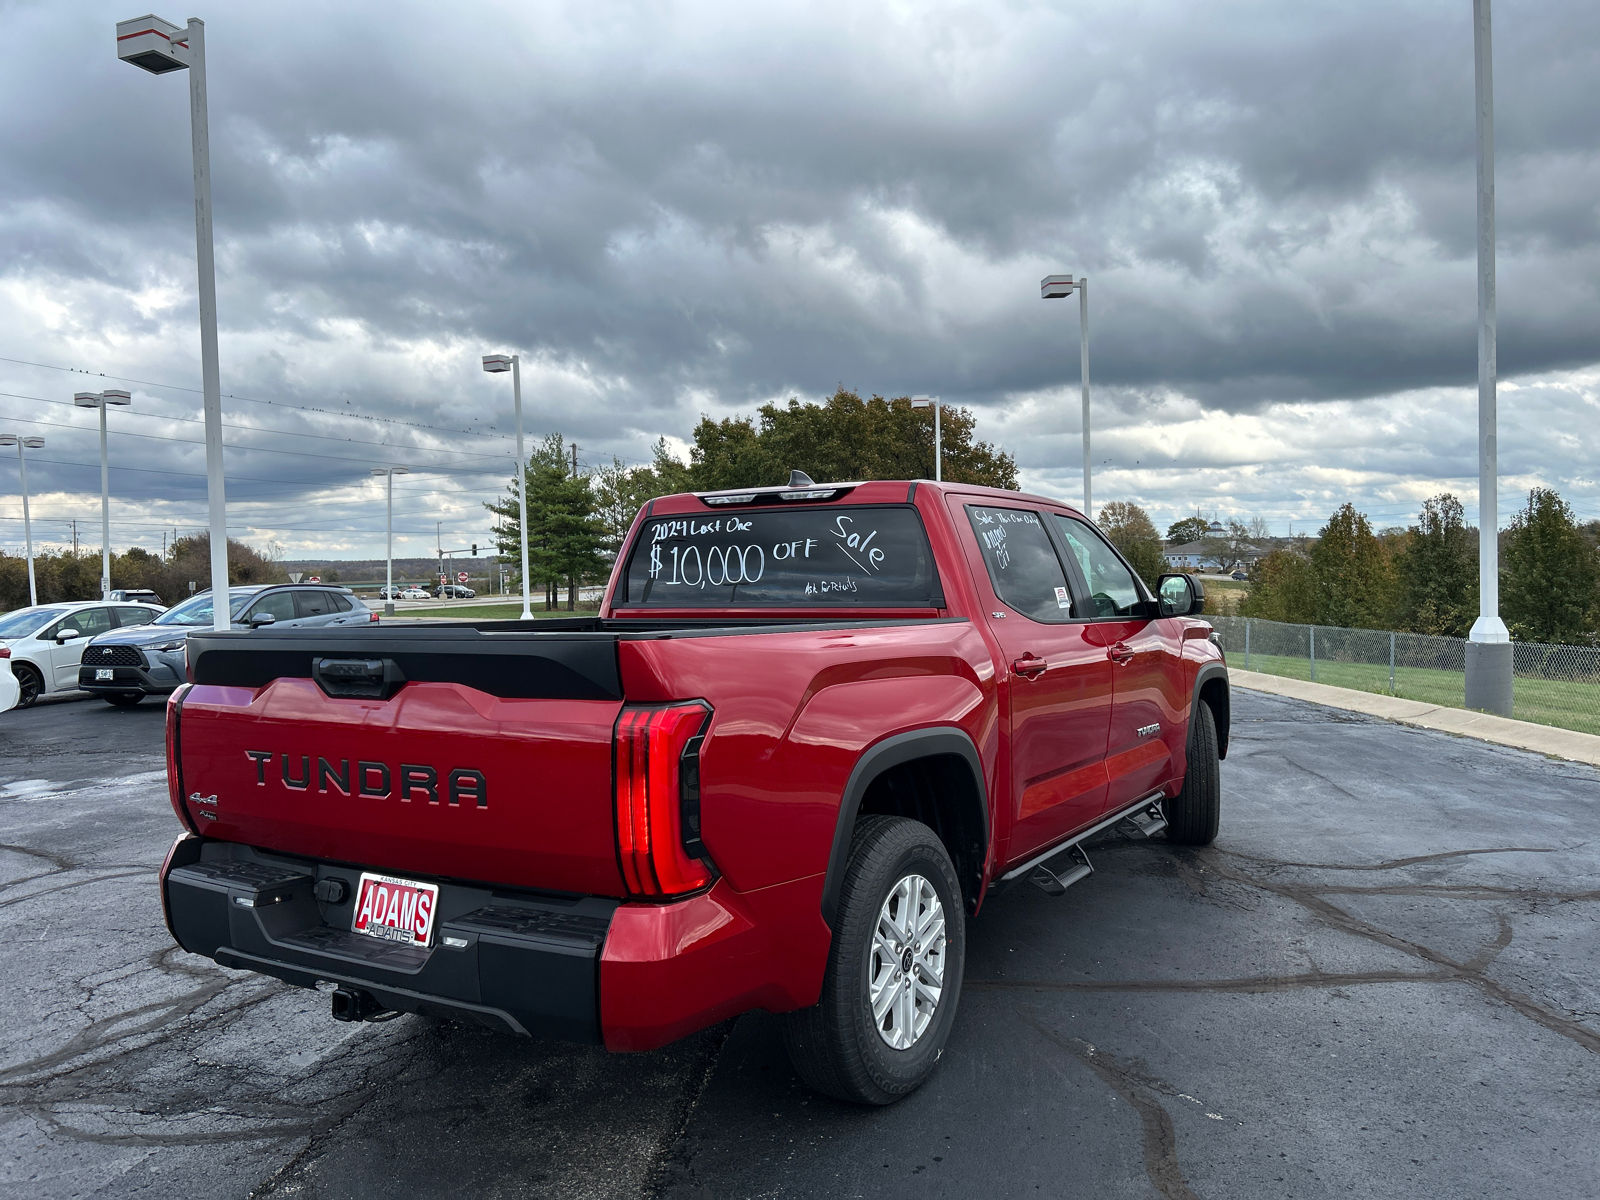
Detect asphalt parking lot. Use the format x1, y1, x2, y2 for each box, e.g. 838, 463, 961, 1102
3, 687, 1597, 1199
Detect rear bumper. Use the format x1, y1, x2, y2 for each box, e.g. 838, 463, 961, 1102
160, 836, 831, 1051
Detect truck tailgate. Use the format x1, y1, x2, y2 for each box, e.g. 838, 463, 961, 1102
175, 629, 628, 895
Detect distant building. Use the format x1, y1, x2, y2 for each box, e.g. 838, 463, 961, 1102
1165, 540, 1268, 572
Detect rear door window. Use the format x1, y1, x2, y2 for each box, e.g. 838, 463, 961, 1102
620, 505, 943, 608
113, 606, 158, 628
965, 506, 1075, 623
294, 590, 337, 618
1052, 516, 1144, 618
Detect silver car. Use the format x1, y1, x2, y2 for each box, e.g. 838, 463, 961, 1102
78, 584, 376, 706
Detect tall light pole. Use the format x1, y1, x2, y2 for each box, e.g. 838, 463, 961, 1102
1466, 0, 1513, 716
118, 15, 230, 631
1041, 273, 1092, 519
74, 390, 132, 598
371, 466, 410, 616
910, 396, 943, 481
482, 354, 534, 620
0, 436, 45, 606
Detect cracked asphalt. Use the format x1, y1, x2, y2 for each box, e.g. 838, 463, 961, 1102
4, 688, 1598, 1199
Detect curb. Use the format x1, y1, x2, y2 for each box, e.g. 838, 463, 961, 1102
1227, 668, 1600, 770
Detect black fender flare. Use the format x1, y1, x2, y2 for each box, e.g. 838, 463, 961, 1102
1191, 661, 1230, 760
819, 727, 988, 927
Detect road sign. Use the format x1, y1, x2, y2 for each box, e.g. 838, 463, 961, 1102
288, 573, 302, 584
309, 575, 321, 583
457, 571, 469, 583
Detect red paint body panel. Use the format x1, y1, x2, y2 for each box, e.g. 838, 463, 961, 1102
178, 678, 626, 895
168, 480, 1225, 1052
599, 874, 832, 1051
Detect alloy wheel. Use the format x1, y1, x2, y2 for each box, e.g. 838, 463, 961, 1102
869, 873, 946, 1050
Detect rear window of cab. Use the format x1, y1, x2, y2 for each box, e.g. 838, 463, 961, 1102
618, 504, 944, 608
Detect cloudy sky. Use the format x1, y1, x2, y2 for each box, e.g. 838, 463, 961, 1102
2, 0, 1597, 562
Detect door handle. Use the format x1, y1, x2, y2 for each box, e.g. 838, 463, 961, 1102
1012, 654, 1049, 680
1107, 643, 1135, 665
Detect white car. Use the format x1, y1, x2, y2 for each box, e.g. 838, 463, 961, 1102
0, 649, 18, 714
0, 600, 166, 708
401, 587, 430, 599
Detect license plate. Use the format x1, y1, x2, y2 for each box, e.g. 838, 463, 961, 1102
95, 668, 114, 681
351, 872, 439, 947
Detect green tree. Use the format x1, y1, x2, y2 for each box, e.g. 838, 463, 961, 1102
1166, 514, 1211, 546
1238, 550, 1319, 622
486, 435, 607, 610
1394, 493, 1476, 636
687, 390, 1017, 490
1309, 504, 1399, 629
1097, 501, 1166, 588
1501, 488, 1600, 645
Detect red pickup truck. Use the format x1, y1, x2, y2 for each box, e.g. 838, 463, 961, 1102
160, 477, 1227, 1104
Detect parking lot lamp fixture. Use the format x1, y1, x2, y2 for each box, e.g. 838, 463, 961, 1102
371, 466, 409, 616
1465, 0, 1513, 717
910, 396, 942, 482
481, 354, 533, 621
1041, 273, 1092, 519
74, 390, 132, 599
117, 15, 230, 631
0, 436, 44, 605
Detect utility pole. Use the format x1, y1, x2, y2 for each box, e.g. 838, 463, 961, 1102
1465, 0, 1513, 716
437, 520, 444, 597
571, 443, 578, 475
71, 519, 78, 557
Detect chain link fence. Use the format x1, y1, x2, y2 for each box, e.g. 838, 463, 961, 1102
1209, 615, 1600, 738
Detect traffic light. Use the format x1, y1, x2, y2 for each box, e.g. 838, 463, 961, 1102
471, 543, 478, 556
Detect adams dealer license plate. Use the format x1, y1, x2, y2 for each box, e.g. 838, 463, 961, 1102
352, 872, 438, 946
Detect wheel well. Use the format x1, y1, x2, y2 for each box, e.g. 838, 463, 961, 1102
1199, 677, 1230, 760
855, 754, 987, 913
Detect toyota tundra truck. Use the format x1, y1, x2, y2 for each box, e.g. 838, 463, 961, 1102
160, 477, 1228, 1104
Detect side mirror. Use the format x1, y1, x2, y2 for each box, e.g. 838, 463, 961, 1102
56, 628, 82, 643
248, 612, 276, 628
1157, 573, 1204, 618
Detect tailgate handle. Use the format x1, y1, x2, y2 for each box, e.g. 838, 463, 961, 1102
312, 657, 407, 700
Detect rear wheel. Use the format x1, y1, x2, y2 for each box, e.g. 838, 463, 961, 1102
13, 663, 42, 708
103, 693, 144, 707
783, 816, 965, 1105
1167, 701, 1220, 845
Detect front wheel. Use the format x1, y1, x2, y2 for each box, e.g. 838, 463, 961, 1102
1167, 700, 1221, 845
783, 816, 965, 1105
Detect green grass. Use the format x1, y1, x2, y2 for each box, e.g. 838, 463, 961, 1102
1237, 651, 1600, 737
386, 604, 599, 621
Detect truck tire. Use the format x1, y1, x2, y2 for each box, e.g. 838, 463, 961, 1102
1167, 700, 1220, 845
783, 815, 965, 1105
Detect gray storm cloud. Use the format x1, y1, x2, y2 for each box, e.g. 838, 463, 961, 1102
0, 0, 1597, 549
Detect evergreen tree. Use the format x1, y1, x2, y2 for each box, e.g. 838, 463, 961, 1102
1308, 504, 1399, 628
1395, 493, 1476, 636
485, 435, 606, 610
1097, 501, 1166, 588
1501, 488, 1600, 645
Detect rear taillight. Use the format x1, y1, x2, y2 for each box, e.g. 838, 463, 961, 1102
0, 647, 9, 658
369, 611, 380, 622
614, 702, 714, 897
165, 686, 195, 832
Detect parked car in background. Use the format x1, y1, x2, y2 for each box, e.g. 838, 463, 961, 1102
0, 600, 165, 707
433, 584, 476, 598
0, 648, 18, 714
78, 584, 378, 706
1230, 571, 1248, 581
108, 589, 166, 606
401, 587, 430, 599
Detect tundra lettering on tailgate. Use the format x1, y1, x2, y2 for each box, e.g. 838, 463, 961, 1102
242, 750, 488, 808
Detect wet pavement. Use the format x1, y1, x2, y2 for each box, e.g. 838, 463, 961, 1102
3, 688, 1597, 1198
